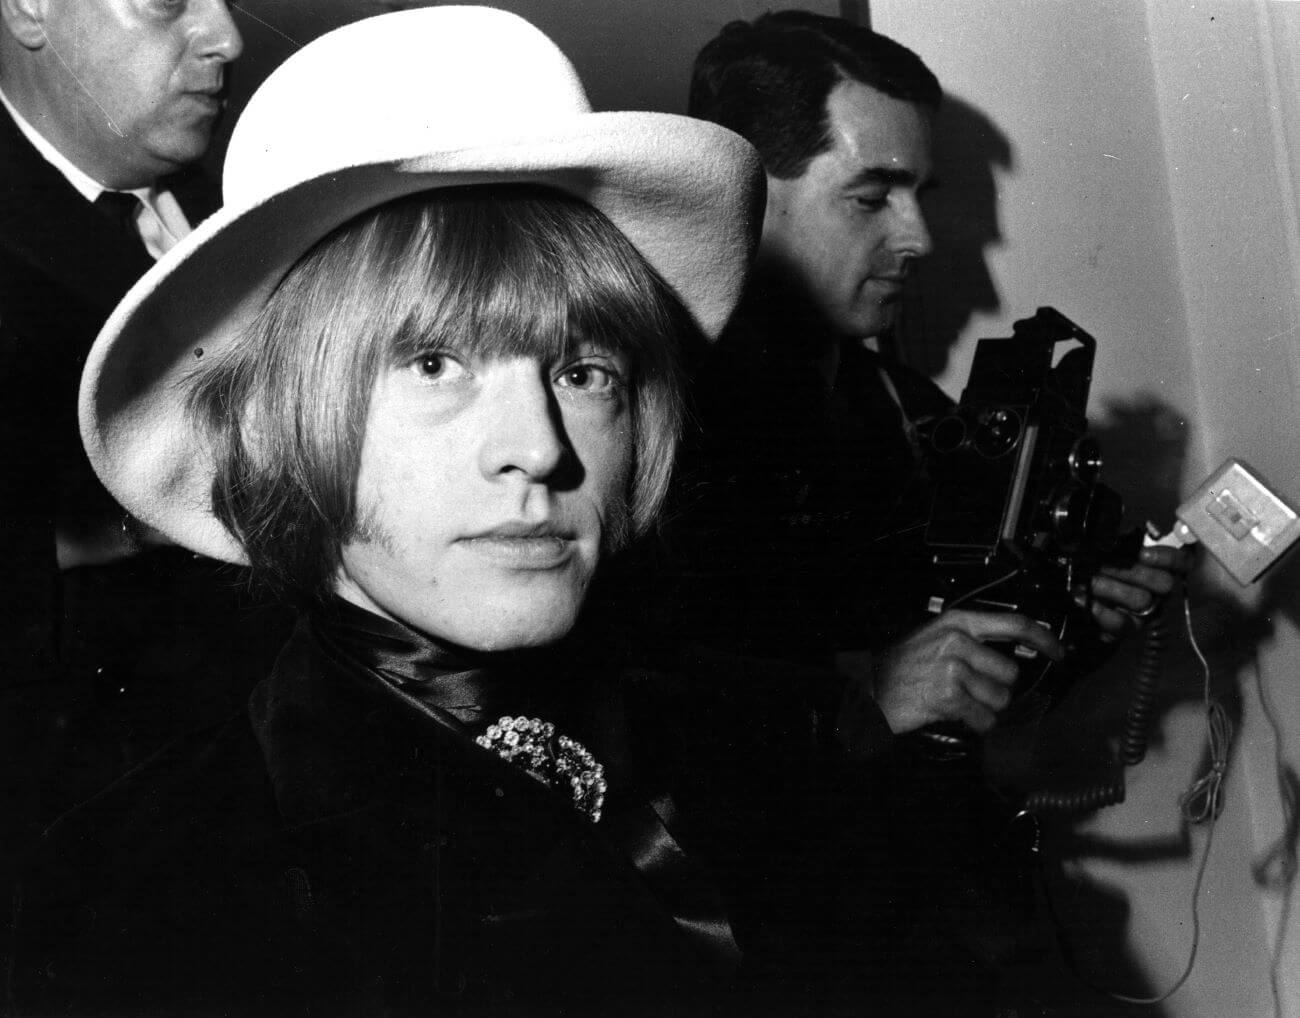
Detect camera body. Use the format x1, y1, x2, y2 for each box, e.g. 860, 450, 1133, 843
918, 308, 1139, 670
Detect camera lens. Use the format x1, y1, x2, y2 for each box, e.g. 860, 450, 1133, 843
931, 415, 969, 454
973, 408, 1022, 458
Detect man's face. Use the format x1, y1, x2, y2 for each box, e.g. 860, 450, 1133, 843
760, 79, 934, 340
37, 0, 242, 187
335, 348, 634, 652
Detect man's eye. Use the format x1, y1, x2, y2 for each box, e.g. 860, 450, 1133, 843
408, 352, 464, 382
556, 362, 618, 392
852, 194, 888, 212
146, 0, 187, 18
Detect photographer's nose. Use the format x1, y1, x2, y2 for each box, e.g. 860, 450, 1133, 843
892, 196, 932, 260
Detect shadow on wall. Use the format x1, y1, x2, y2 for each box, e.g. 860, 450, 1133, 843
998, 397, 1298, 1014
893, 89, 1289, 1013
979, 396, 1195, 1017
893, 93, 1012, 380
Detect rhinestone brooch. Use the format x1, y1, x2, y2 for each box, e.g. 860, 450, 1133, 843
475, 716, 607, 823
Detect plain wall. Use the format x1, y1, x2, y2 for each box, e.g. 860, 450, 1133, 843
876, 1, 1300, 1015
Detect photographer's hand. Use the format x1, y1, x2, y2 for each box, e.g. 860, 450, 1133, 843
1088, 545, 1192, 639
871, 610, 1065, 735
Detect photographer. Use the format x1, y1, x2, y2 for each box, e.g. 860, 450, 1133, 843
648, 11, 1190, 1012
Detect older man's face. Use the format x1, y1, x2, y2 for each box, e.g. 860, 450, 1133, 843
39, 0, 242, 187
760, 79, 934, 340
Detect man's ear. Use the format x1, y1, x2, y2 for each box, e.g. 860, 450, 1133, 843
0, 0, 51, 51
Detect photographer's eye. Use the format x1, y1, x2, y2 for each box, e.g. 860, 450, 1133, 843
851, 191, 889, 213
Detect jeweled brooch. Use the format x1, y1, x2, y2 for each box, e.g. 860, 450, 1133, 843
475, 716, 607, 823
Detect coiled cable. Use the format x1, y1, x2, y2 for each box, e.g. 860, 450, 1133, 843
1021, 609, 1167, 815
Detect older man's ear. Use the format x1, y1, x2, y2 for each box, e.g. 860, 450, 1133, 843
0, 0, 50, 51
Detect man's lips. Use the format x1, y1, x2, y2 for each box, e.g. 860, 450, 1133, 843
866, 275, 908, 300
182, 81, 228, 113
458, 522, 577, 568
182, 91, 224, 116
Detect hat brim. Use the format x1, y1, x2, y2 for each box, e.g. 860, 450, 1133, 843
80, 112, 762, 565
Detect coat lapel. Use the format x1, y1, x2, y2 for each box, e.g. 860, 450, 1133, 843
0, 106, 155, 315
247, 623, 731, 1010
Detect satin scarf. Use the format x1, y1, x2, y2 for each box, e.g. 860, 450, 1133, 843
308, 598, 742, 973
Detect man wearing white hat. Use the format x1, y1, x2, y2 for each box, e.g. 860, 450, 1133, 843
6, 8, 886, 1016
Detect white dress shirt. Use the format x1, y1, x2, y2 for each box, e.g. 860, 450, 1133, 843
0, 86, 193, 258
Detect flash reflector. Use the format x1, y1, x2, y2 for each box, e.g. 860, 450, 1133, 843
1176, 459, 1300, 584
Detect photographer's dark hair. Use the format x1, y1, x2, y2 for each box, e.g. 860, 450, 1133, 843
689, 11, 940, 179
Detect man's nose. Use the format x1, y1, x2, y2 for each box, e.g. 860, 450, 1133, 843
892, 195, 933, 261
193, 0, 244, 63
476, 365, 568, 485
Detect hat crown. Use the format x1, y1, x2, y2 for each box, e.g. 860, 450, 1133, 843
224, 6, 592, 208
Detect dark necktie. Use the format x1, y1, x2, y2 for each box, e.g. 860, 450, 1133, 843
93, 190, 152, 262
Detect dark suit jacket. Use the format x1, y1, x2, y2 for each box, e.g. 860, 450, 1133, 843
0, 107, 291, 854
0, 102, 222, 683
7, 616, 879, 1017
640, 300, 954, 666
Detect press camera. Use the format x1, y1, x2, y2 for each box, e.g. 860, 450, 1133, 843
917, 308, 1142, 682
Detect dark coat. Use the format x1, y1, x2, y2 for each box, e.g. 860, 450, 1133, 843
626, 301, 1022, 1016
635, 300, 953, 666
0, 106, 289, 853
6, 612, 879, 1017
0, 102, 225, 685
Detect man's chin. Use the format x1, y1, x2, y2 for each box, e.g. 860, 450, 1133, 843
838, 307, 898, 341
441, 581, 590, 653
145, 129, 217, 174
455, 613, 580, 653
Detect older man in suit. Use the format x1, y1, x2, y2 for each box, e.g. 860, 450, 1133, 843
0, 0, 255, 841
0, 0, 241, 569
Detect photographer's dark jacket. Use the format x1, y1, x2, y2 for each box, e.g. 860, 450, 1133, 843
646, 296, 953, 665
6, 600, 877, 1017
627, 297, 1023, 1018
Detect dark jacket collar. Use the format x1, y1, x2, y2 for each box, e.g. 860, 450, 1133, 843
249, 604, 743, 975
0, 104, 218, 315
0, 105, 153, 303
247, 607, 567, 831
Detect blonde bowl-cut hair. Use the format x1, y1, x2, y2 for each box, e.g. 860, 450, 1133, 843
187, 185, 692, 603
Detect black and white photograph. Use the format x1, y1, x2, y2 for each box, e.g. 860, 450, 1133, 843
2, 1, 1299, 1015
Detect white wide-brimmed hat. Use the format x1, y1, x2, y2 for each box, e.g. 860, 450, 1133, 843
79, 5, 763, 565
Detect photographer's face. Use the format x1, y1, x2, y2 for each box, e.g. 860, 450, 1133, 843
761, 80, 933, 340
335, 346, 634, 652
37, 0, 242, 188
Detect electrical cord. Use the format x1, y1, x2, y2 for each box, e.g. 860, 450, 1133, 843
1044, 587, 1230, 1006
1249, 653, 1298, 1018
1021, 611, 1168, 815
1121, 610, 1168, 766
